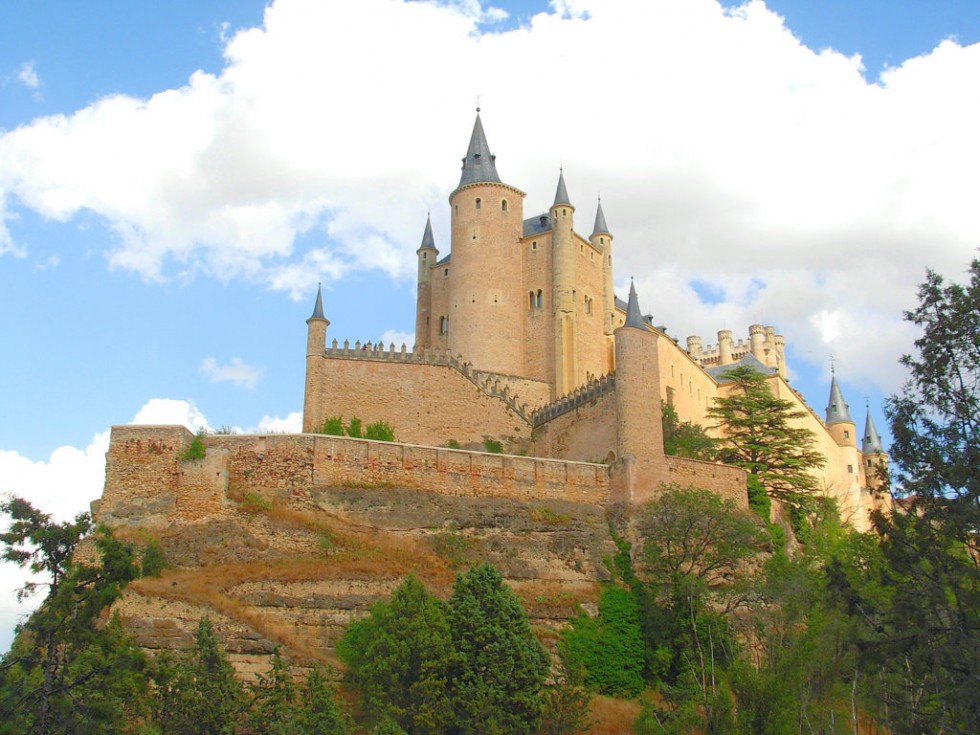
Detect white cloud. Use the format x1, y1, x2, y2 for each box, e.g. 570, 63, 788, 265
16, 61, 40, 89
199, 356, 262, 390
250, 411, 303, 434
379, 329, 415, 351
130, 397, 211, 432
0, 0, 977, 393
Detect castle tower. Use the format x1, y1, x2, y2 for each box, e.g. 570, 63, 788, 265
551, 170, 577, 394
590, 199, 615, 338
414, 213, 438, 353
825, 372, 856, 447
612, 280, 666, 503
447, 110, 526, 374
303, 285, 329, 432
862, 409, 888, 490
718, 330, 734, 365
749, 324, 766, 362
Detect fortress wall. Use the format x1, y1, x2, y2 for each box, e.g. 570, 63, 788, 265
522, 231, 556, 386
572, 236, 612, 384
663, 456, 747, 508
531, 391, 617, 463
659, 336, 718, 428
309, 436, 609, 505
306, 357, 531, 448
98, 425, 194, 526
100, 430, 611, 523
470, 369, 552, 410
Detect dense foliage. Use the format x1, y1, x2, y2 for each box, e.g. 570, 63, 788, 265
661, 401, 718, 461
708, 365, 825, 507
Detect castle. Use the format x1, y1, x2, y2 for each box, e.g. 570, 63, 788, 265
301, 111, 890, 531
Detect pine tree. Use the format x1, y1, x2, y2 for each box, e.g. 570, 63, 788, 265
850, 257, 980, 734
0, 497, 146, 735
707, 365, 825, 507
446, 563, 550, 735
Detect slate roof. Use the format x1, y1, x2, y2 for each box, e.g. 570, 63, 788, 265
705, 353, 776, 382
457, 111, 501, 188
825, 375, 853, 425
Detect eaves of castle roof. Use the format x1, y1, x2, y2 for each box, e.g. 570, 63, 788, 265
705, 353, 777, 382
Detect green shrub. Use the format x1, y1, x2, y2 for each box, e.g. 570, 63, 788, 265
181, 430, 207, 460
447, 439, 460, 449
483, 438, 503, 453
242, 492, 273, 513
346, 416, 363, 438
364, 420, 395, 442
746, 474, 771, 521
318, 416, 346, 436
140, 539, 166, 577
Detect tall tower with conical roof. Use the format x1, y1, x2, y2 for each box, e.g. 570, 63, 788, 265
612, 280, 666, 503
551, 169, 577, 394
590, 199, 615, 339
414, 214, 438, 353
303, 285, 330, 432
447, 110, 526, 374
825, 372, 856, 448
861, 409, 889, 491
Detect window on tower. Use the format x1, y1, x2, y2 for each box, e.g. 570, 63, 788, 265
476, 198, 481, 209
502, 199, 508, 211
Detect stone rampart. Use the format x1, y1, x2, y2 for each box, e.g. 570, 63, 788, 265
531, 373, 616, 427
532, 390, 617, 464
663, 456, 747, 508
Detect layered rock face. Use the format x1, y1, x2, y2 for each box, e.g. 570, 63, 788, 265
99, 427, 618, 678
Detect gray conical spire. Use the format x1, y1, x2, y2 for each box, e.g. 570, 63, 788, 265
862, 411, 885, 454
592, 198, 610, 237
553, 169, 571, 207
308, 284, 325, 322
825, 374, 853, 425
458, 110, 501, 187
418, 213, 436, 251
624, 279, 645, 329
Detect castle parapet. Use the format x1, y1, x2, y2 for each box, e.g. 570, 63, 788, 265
531, 373, 617, 427
687, 325, 785, 375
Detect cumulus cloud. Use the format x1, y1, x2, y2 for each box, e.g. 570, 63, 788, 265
250, 411, 303, 434
379, 329, 415, 350
130, 397, 211, 431
0, 0, 977, 392
16, 61, 40, 89
200, 356, 262, 389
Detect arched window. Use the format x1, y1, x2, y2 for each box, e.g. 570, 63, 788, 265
440, 316, 449, 335
536, 290, 543, 308
502, 199, 508, 211
529, 292, 535, 309
475, 198, 482, 209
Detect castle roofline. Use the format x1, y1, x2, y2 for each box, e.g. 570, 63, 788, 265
826, 375, 853, 425
457, 110, 502, 188
862, 411, 885, 454
553, 169, 572, 207
307, 284, 326, 322
623, 280, 645, 330
417, 213, 437, 252
706, 353, 776, 382
592, 199, 610, 237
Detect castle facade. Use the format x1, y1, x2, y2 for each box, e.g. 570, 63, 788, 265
302, 112, 889, 530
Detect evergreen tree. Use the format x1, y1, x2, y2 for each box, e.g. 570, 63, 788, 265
446, 563, 550, 735
0, 497, 146, 735
707, 365, 825, 507
845, 257, 980, 734
337, 575, 454, 735
296, 665, 354, 735
155, 616, 245, 735
661, 401, 718, 461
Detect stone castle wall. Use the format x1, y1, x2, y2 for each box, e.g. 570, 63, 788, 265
97, 427, 611, 529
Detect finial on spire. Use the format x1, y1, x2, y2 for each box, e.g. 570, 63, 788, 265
457, 109, 501, 188
592, 197, 610, 237
553, 168, 572, 207
308, 283, 326, 322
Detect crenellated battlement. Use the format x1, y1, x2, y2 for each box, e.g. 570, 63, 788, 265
532, 373, 616, 427
686, 324, 786, 377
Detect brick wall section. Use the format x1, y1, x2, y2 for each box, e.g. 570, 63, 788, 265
305, 357, 533, 448
532, 391, 618, 463
99, 425, 194, 526
663, 456, 747, 508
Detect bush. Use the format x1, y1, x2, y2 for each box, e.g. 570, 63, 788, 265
364, 420, 395, 442
319, 416, 346, 436
181, 430, 207, 460
346, 417, 363, 438
483, 438, 503, 453
141, 539, 166, 577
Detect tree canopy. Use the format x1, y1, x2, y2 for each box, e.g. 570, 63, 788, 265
707, 365, 825, 507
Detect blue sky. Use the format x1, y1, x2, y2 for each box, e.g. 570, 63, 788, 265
1, 0, 979, 648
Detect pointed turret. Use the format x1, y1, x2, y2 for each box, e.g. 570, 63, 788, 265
308, 284, 326, 323
592, 198, 610, 238
417, 212, 437, 252
457, 110, 501, 188
553, 169, 572, 207
825, 374, 853, 425
624, 279, 645, 330
862, 411, 885, 454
